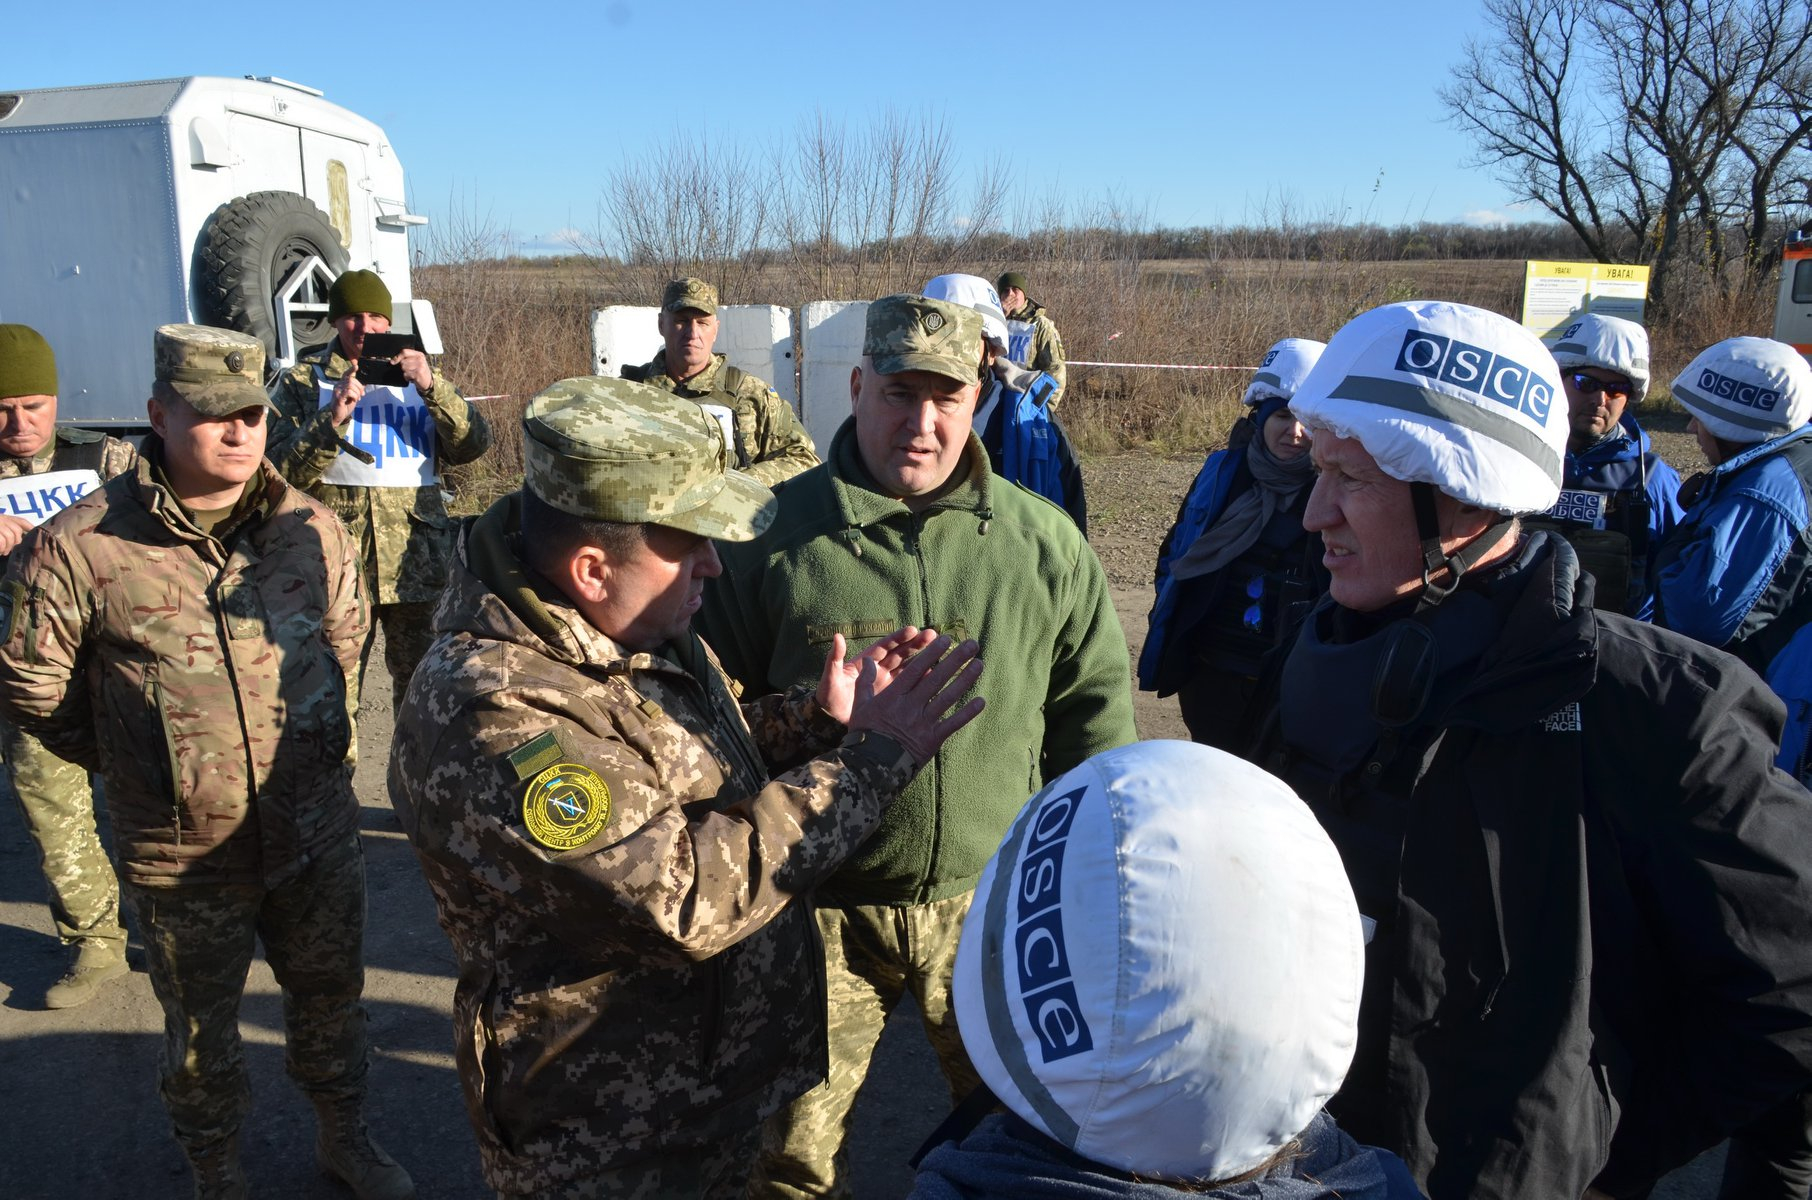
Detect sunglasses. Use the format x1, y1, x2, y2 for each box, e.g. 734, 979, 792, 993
1568, 372, 1631, 398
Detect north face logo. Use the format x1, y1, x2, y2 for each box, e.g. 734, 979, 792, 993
1542, 703, 1582, 733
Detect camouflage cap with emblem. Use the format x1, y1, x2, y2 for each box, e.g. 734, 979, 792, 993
522, 375, 776, 541
865, 294, 985, 384
153, 324, 273, 416
662, 277, 719, 315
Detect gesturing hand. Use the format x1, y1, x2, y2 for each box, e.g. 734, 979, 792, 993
816, 625, 937, 725
845, 633, 985, 767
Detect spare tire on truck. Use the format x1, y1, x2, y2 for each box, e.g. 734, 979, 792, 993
196, 191, 349, 369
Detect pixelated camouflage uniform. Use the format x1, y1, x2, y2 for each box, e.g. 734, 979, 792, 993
387, 495, 918, 1197
0, 428, 137, 962
1004, 299, 1067, 410
0, 448, 373, 1151
627, 350, 818, 486
267, 342, 491, 690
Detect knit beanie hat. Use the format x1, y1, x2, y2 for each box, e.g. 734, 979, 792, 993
0, 325, 57, 398
328, 269, 392, 323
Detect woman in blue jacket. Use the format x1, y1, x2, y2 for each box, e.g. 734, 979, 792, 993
1141, 338, 1327, 748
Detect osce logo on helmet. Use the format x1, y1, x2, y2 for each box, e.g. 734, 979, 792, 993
1697, 367, 1781, 412
1260, 347, 1280, 368
1012, 783, 1093, 1063
1393, 329, 1554, 423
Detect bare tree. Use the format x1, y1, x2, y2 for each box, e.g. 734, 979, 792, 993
1441, 0, 1812, 311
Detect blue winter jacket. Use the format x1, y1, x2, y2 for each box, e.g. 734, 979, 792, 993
909, 1111, 1425, 1200
1139, 446, 1243, 692
1552, 415, 1684, 620
1655, 424, 1812, 778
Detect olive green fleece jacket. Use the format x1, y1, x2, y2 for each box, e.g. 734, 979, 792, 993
696, 419, 1136, 906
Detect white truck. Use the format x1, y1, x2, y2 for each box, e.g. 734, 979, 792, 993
0, 74, 427, 427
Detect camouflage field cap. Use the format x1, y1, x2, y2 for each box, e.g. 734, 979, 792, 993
522, 376, 775, 541
662, 277, 719, 315
153, 324, 273, 416
865, 295, 985, 384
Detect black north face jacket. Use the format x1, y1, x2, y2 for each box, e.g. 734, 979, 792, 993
1252, 535, 1812, 1200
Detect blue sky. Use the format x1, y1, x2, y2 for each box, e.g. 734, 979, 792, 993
8, 1, 1533, 254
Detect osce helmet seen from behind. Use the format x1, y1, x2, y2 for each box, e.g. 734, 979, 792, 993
1670, 336, 1812, 445
1287, 301, 1570, 515
1242, 337, 1327, 408
1549, 313, 1651, 405
953, 740, 1363, 1183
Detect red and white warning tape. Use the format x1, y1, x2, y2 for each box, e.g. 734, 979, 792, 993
465, 394, 513, 402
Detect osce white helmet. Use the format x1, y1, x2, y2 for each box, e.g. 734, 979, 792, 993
953, 740, 1363, 1182
921, 274, 1009, 355
1670, 336, 1812, 445
1549, 313, 1651, 405
1288, 301, 1569, 515
1242, 337, 1327, 407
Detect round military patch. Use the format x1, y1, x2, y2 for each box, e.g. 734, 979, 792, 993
521, 763, 611, 851
923, 311, 945, 332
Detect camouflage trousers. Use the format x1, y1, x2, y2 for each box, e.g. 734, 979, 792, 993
512, 1117, 763, 1199
121, 834, 370, 1152
362, 600, 438, 701
1, 716, 124, 958
748, 891, 980, 1199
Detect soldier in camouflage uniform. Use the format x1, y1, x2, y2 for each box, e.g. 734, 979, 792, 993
387, 375, 984, 1199
0, 326, 413, 1200
996, 271, 1068, 409
0, 324, 137, 1008
696, 296, 1136, 1199
622, 277, 819, 486
267, 268, 491, 694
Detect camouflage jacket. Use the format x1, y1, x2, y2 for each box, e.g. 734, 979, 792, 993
628, 350, 818, 486
1005, 300, 1068, 408
387, 496, 915, 1191
0, 449, 367, 888
267, 342, 492, 605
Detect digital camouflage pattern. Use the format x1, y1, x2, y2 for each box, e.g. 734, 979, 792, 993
0, 451, 368, 888
749, 893, 980, 1199
153, 323, 273, 415
523, 374, 777, 538
123, 835, 370, 1151
663, 276, 719, 314
387, 496, 917, 1195
267, 342, 491, 608
1004, 300, 1067, 409
2, 717, 122, 954
0, 428, 137, 958
864, 295, 986, 384
629, 351, 820, 487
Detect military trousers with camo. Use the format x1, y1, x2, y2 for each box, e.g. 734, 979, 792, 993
1, 716, 124, 959
121, 834, 370, 1152
362, 601, 439, 702
749, 890, 980, 1199
514, 1116, 763, 1200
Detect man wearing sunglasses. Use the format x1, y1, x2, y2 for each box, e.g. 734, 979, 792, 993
1529, 315, 1682, 618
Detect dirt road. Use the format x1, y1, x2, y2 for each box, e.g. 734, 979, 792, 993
0, 448, 1721, 1198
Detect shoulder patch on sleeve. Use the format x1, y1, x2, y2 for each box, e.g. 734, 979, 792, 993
521, 763, 612, 851
505, 730, 565, 781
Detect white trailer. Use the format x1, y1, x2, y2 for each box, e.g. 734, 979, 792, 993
0, 75, 426, 425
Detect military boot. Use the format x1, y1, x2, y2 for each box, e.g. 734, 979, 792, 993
186, 1133, 249, 1200
43, 944, 128, 1009
311, 1094, 415, 1200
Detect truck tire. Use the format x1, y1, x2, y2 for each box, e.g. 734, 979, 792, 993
196, 191, 349, 368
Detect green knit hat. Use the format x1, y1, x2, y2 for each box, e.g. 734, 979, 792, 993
996, 271, 1030, 295
0, 325, 57, 399
328, 269, 393, 323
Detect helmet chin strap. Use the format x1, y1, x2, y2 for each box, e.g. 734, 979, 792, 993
1410, 483, 1516, 612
